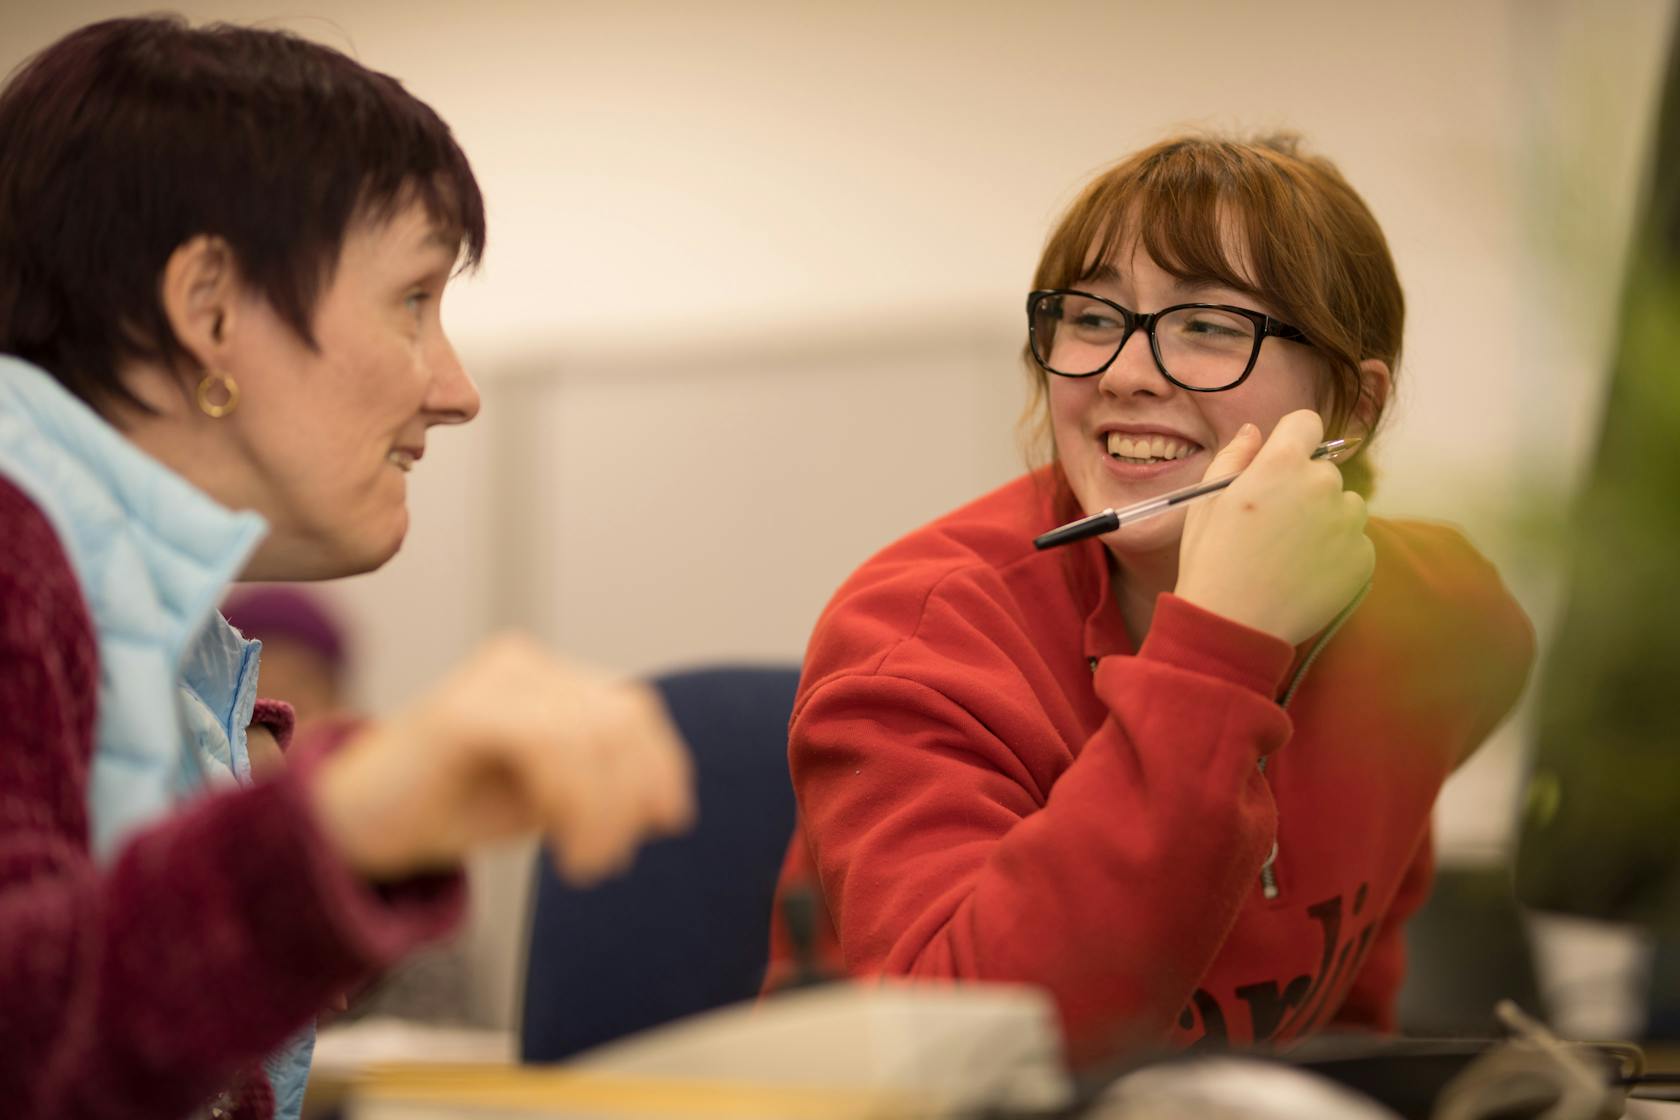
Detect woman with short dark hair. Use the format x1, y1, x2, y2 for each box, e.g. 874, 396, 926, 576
0, 18, 693, 1119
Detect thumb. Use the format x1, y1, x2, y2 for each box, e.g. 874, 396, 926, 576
1200, 422, 1262, 482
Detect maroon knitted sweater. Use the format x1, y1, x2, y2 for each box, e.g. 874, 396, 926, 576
0, 475, 464, 1119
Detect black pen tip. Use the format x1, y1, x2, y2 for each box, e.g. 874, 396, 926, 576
1034, 512, 1116, 550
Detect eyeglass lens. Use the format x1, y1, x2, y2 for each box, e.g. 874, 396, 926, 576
1031, 292, 1258, 389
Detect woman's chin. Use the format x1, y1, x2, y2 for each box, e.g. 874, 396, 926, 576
246, 513, 408, 581
347, 514, 409, 574
1099, 514, 1186, 563
340, 536, 405, 577
1082, 490, 1189, 565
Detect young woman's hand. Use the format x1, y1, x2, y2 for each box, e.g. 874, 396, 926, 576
1174, 409, 1373, 646
308, 635, 694, 885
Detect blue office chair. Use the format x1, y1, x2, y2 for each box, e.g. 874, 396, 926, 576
519, 664, 802, 1063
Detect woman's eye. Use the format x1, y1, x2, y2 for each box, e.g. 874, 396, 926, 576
1184, 315, 1243, 337
1069, 306, 1126, 333
405, 290, 431, 315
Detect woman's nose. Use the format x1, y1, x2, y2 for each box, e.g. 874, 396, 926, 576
1096, 327, 1172, 397
425, 335, 480, 425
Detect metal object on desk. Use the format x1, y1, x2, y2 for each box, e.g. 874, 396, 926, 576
1271, 1003, 1640, 1120
1430, 1002, 1637, 1120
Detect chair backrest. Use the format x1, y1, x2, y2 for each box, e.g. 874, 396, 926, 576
519, 664, 802, 1063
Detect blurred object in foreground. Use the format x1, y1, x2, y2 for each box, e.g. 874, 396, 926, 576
1089, 1057, 1400, 1120
1429, 1001, 1634, 1120
1516, 17, 1680, 933
345, 981, 1068, 1120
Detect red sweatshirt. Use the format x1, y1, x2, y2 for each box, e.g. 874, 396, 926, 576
0, 476, 463, 1120
765, 469, 1534, 1066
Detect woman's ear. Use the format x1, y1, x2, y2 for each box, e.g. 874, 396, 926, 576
1347, 358, 1392, 440
158, 234, 240, 372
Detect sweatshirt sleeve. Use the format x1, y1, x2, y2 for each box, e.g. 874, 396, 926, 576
791, 586, 1296, 1064
0, 480, 462, 1120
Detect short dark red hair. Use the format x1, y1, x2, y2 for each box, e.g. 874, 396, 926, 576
0, 16, 486, 412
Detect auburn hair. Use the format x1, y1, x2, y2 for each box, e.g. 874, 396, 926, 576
1022, 133, 1403, 497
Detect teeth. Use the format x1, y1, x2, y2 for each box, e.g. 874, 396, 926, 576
387, 450, 414, 473
1106, 432, 1197, 462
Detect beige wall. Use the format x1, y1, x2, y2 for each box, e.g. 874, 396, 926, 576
5, 0, 1676, 1024
153, 0, 1665, 856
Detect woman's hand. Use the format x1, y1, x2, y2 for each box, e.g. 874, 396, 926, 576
1174, 410, 1373, 646
308, 635, 695, 885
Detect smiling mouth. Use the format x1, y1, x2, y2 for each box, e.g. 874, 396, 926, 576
387, 450, 416, 473
1105, 432, 1200, 465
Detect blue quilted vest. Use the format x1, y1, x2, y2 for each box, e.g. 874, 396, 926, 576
0, 356, 313, 1119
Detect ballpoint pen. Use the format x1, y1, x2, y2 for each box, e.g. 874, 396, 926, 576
1032, 436, 1363, 551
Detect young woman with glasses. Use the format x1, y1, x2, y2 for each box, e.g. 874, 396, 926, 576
762, 134, 1535, 1067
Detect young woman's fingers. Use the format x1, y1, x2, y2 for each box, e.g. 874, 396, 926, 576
1255, 409, 1325, 465
1198, 422, 1262, 483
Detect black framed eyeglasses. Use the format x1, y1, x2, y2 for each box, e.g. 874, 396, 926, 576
1026, 288, 1310, 392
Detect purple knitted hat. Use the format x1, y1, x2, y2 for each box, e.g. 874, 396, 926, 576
221, 585, 349, 670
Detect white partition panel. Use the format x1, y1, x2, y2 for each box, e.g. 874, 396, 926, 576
493, 327, 1028, 675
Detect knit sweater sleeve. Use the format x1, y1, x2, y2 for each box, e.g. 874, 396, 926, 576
0, 477, 463, 1120
791, 581, 1295, 1065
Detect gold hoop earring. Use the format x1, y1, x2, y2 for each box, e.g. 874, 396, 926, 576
196, 371, 240, 419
